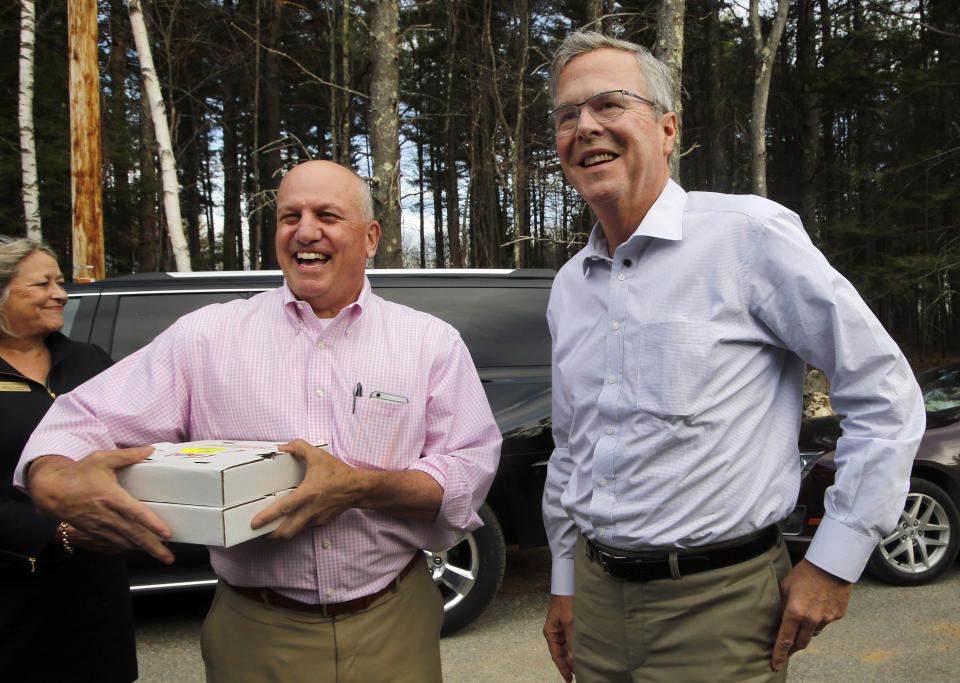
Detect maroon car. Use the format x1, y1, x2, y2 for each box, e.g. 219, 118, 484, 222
784, 364, 960, 584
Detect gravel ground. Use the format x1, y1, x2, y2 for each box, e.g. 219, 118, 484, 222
134, 546, 960, 682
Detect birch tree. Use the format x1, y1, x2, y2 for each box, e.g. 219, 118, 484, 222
127, 0, 191, 271
18, 0, 41, 240
370, 0, 402, 268
748, 0, 789, 197
655, 0, 685, 180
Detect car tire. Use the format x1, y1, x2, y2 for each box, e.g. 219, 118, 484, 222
866, 478, 960, 585
424, 502, 506, 636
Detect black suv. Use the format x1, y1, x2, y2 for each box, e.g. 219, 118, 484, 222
63, 268, 555, 635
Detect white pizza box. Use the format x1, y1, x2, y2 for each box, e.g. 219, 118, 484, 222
143, 488, 296, 547
116, 439, 323, 507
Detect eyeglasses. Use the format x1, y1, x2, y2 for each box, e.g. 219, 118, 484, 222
548, 89, 664, 136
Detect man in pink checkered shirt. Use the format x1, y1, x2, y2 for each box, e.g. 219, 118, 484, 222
15, 160, 502, 682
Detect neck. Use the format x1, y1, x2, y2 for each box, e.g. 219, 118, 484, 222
0, 333, 49, 355
593, 176, 670, 257
596, 209, 646, 257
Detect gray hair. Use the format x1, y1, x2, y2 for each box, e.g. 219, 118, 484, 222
0, 237, 59, 337
549, 31, 677, 115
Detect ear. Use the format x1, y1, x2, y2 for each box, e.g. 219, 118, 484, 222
660, 111, 678, 157
365, 221, 382, 259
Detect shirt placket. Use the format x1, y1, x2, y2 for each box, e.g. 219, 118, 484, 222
303, 315, 340, 601
590, 257, 630, 545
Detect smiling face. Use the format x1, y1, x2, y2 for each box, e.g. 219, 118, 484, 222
275, 160, 380, 318
0, 251, 67, 340
555, 49, 677, 242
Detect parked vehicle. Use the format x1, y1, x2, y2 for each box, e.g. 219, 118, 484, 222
63, 268, 555, 635
785, 364, 960, 585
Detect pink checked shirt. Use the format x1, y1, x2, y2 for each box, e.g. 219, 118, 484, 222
16, 278, 501, 604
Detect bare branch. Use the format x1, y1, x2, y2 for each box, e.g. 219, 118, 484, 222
230, 22, 367, 98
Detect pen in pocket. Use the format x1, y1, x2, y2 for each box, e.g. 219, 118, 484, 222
352, 382, 362, 413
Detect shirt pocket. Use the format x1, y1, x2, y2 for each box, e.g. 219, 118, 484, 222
634, 321, 714, 420
343, 394, 410, 470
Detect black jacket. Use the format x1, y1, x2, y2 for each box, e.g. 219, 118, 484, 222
0, 331, 113, 563
0, 332, 138, 682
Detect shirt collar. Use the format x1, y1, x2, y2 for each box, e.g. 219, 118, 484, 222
280, 276, 372, 329
581, 179, 687, 277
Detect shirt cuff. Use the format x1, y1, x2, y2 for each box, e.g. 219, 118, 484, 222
803, 515, 877, 582
551, 556, 575, 596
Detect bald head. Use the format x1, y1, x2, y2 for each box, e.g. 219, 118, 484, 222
279, 161, 375, 223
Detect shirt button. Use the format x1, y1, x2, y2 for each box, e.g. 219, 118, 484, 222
612, 321, 620, 331
327, 590, 335, 598
623, 259, 633, 267
317, 342, 325, 350
322, 541, 331, 549
608, 375, 616, 384
605, 426, 614, 435
297, 303, 305, 310
617, 273, 625, 281
598, 527, 606, 536
599, 478, 607, 487
315, 389, 324, 397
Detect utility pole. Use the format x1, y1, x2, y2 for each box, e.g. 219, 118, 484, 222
68, 0, 104, 282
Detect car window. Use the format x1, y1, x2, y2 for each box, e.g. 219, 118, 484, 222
62, 298, 80, 336
112, 292, 247, 359
374, 287, 550, 367
918, 366, 960, 413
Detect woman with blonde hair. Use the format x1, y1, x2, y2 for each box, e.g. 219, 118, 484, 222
0, 237, 137, 682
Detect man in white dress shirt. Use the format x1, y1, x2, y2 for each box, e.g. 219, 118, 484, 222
541, 31, 925, 682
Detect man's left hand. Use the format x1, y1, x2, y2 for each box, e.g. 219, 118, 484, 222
772, 558, 853, 671
251, 439, 361, 538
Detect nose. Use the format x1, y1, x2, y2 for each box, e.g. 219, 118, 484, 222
51, 282, 67, 302
575, 105, 603, 137
294, 212, 324, 244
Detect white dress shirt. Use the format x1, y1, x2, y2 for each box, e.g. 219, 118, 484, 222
543, 179, 925, 593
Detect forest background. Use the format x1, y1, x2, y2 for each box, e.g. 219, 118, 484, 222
0, 1, 957, 364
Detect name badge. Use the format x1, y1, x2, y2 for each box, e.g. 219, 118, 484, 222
0, 381, 32, 392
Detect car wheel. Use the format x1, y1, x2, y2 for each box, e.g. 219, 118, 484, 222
866, 478, 960, 585
424, 502, 506, 636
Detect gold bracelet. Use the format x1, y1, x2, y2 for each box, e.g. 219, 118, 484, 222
58, 521, 74, 555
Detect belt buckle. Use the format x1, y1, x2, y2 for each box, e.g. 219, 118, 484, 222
597, 548, 633, 578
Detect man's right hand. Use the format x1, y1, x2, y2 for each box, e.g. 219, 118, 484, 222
27, 448, 175, 564
543, 594, 575, 682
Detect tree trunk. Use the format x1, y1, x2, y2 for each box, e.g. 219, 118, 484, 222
443, 5, 463, 267
510, 0, 530, 268
339, 0, 352, 164
797, 0, 821, 239
106, 0, 133, 269
222, 79, 241, 270
128, 0, 190, 271
370, 0, 403, 268
748, 0, 790, 197
178, 109, 202, 268
138, 84, 159, 272
705, 0, 728, 192
18, 0, 41, 240
258, 0, 282, 269
655, 0, 684, 181
431, 150, 445, 268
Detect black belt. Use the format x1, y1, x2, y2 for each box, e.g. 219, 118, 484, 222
225, 554, 421, 616
585, 526, 779, 581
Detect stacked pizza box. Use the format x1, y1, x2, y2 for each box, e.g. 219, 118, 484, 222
117, 440, 322, 547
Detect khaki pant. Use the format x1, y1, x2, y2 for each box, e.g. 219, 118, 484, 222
200, 560, 443, 683
572, 535, 792, 682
